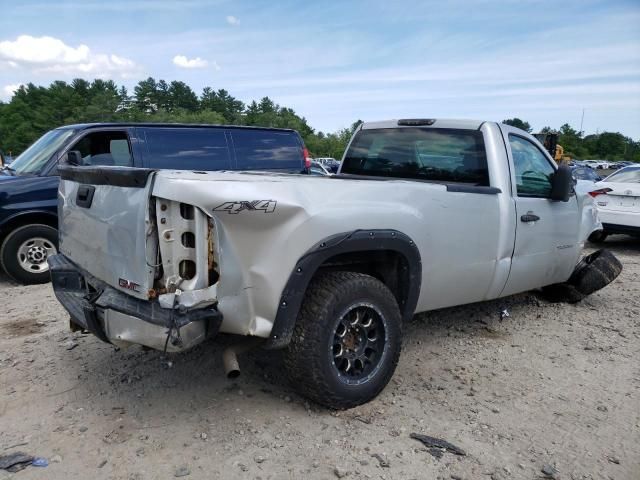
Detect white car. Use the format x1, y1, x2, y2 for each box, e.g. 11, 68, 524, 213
583, 160, 610, 170
588, 165, 640, 241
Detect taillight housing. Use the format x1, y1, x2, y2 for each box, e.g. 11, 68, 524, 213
589, 188, 612, 198
303, 147, 311, 169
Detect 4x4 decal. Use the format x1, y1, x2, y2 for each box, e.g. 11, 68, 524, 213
213, 200, 277, 214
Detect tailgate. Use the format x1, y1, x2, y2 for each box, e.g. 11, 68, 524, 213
58, 166, 156, 300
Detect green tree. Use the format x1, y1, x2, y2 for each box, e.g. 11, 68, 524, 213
168, 81, 198, 112
502, 118, 532, 132
557, 123, 588, 158
200, 88, 244, 122
156, 80, 171, 112
134, 77, 159, 113
1, 77, 636, 163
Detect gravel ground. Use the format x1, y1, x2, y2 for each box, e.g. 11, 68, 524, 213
0, 238, 638, 480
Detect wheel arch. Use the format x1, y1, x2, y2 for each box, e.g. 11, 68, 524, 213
0, 211, 58, 245
265, 229, 421, 349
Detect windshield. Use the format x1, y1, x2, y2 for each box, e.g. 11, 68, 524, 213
604, 167, 640, 183
8, 129, 76, 175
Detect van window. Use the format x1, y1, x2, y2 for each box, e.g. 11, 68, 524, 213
68, 131, 132, 167
144, 128, 231, 170
231, 130, 303, 171
342, 128, 489, 185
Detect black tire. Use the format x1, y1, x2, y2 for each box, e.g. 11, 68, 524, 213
569, 249, 622, 296
0, 224, 58, 284
588, 231, 608, 243
540, 283, 585, 304
284, 271, 402, 409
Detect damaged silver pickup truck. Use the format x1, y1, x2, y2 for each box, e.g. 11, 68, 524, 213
49, 119, 621, 409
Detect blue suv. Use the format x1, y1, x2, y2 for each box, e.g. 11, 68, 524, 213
0, 123, 310, 284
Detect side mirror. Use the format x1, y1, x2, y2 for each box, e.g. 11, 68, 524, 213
550, 164, 573, 202
63, 150, 83, 166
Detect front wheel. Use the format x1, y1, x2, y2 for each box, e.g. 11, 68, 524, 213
1, 224, 58, 284
284, 271, 402, 409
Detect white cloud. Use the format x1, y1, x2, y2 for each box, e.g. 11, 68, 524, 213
172, 55, 208, 69
0, 35, 89, 64
2, 83, 24, 99
0, 35, 138, 77
226, 15, 239, 26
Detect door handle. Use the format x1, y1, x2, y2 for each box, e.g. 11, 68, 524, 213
76, 185, 95, 208
520, 212, 540, 223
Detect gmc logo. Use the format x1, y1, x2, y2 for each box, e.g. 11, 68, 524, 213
119, 278, 140, 292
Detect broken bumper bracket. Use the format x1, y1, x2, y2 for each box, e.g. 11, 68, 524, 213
48, 254, 222, 351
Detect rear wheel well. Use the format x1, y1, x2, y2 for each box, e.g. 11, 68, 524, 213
266, 230, 421, 350
0, 213, 58, 245
315, 249, 411, 316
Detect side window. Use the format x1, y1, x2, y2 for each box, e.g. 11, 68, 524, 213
231, 130, 303, 172
68, 131, 132, 166
143, 128, 230, 170
341, 128, 489, 185
509, 135, 555, 197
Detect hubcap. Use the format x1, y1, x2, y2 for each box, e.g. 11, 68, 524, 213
330, 303, 387, 385
17, 237, 57, 274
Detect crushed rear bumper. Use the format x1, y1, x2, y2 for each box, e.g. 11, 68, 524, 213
48, 254, 222, 352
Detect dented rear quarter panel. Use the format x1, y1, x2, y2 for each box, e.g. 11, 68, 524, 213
151, 169, 512, 338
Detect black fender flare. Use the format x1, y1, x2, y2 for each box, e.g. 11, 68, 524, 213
264, 229, 421, 349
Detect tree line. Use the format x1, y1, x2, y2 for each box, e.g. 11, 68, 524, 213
503, 118, 639, 162
0, 77, 355, 160
0, 79, 636, 163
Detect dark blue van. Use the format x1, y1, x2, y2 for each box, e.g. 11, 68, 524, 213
0, 123, 310, 284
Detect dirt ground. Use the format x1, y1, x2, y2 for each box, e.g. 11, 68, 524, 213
1, 238, 638, 480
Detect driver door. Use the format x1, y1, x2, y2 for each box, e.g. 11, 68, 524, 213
500, 127, 580, 296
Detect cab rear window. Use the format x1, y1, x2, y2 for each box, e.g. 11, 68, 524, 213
144, 128, 231, 170
342, 128, 489, 186
231, 129, 303, 171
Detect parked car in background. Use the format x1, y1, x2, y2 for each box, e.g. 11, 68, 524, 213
572, 165, 602, 182
583, 160, 607, 169
314, 157, 341, 173
309, 161, 331, 176
0, 123, 311, 284
608, 162, 622, 170
588, 165, 640, 242
0, 151, 11, 166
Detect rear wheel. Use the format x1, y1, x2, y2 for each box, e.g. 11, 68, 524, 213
284, 271, 402, 409
1, 224, 58, 284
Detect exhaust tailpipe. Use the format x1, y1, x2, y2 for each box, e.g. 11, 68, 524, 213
222, 338, 263, 379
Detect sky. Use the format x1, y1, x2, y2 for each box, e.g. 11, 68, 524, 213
0, 0, 639, 138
